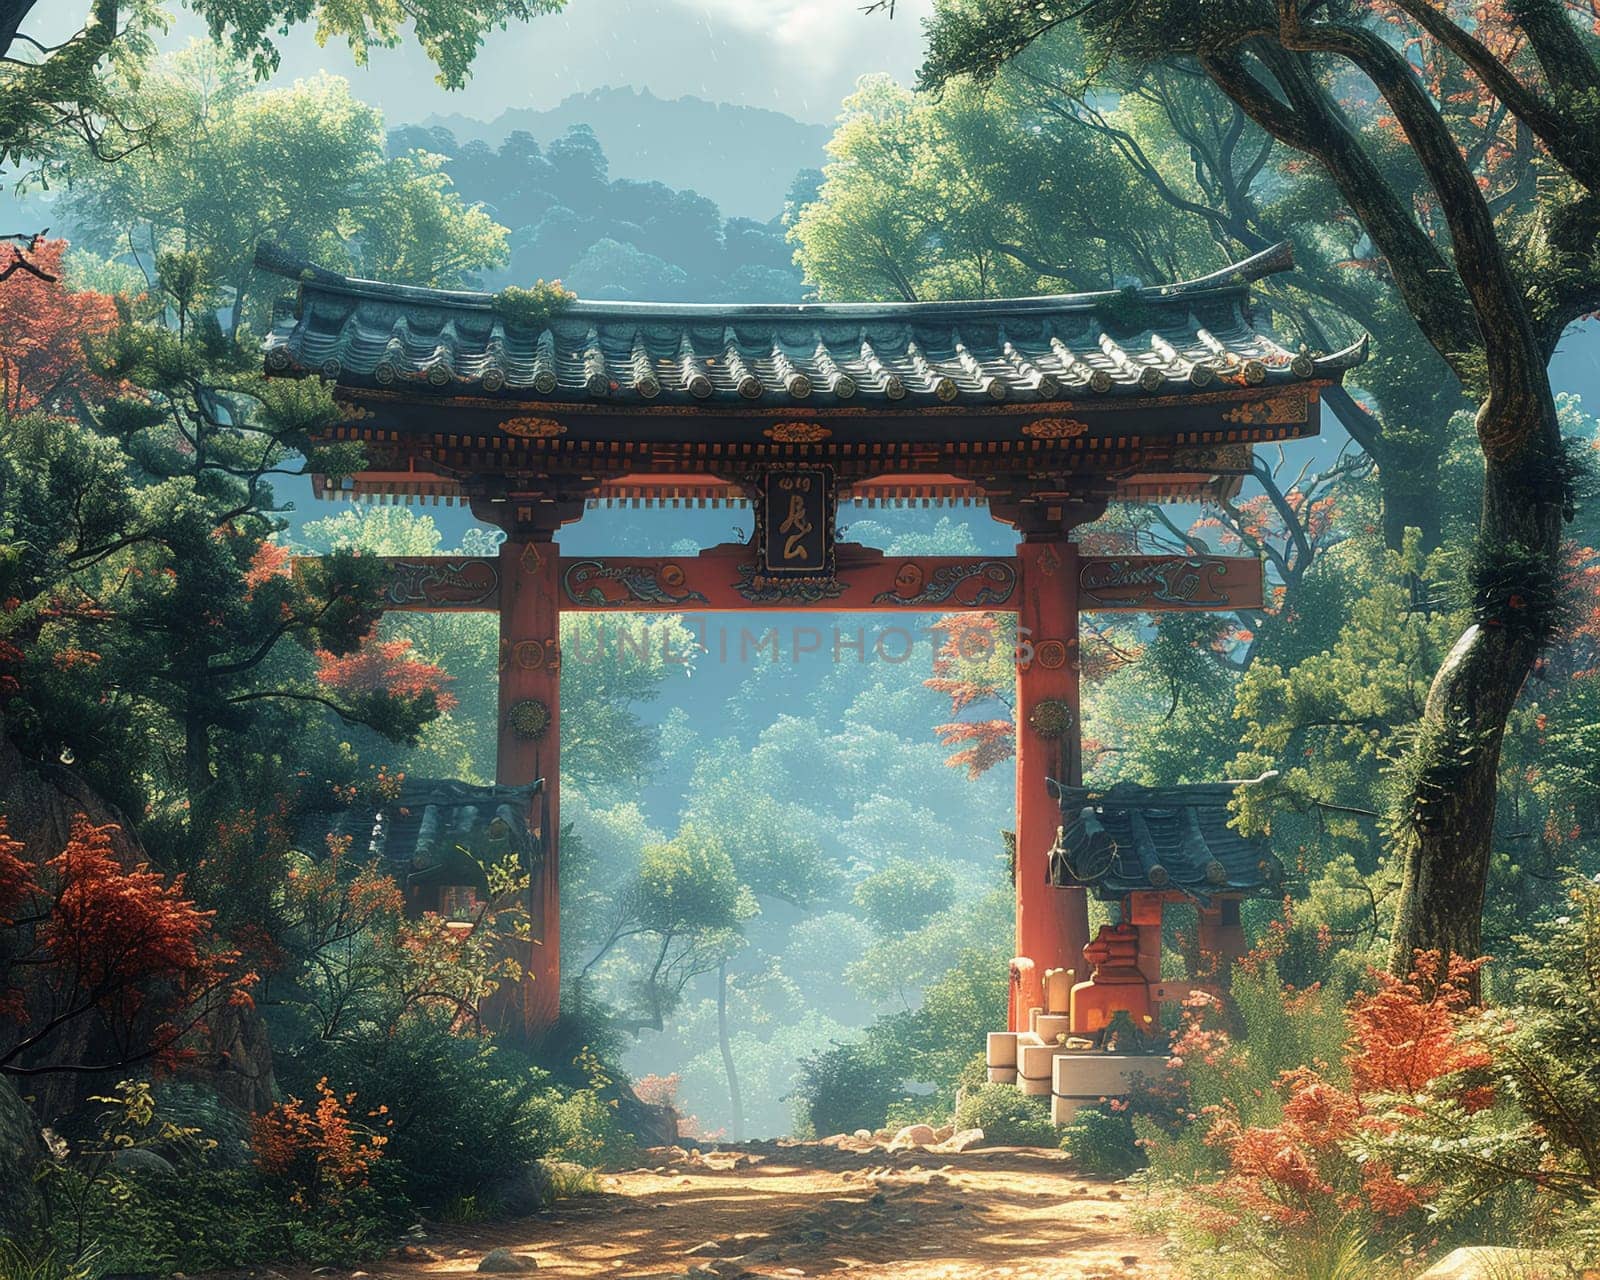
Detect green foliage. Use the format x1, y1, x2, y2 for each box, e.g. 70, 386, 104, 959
636, 828, 756, 937
46, 1166, 409, 1274
952, 1085, 1056, 1148
62, 47, 509, 339
1470, 537, 1570, 643
852, 857, 957, 937
0, 0, 560, 176
280, 1013, 556, 1209
298, 508, 693, 788
492, 280, 577, 329
186, 0, 564, 90
790, 1040, 906, 1138
535, 1084, 637, 1170
24, 1080, 406, 1273
1138, 941, 1349, 1182
789, 73, 1210, 303
1058, 1105, 1144, 1179
0, 1240, 99, 1280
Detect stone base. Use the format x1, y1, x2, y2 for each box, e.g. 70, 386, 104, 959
1051, 1053, 1158, 1125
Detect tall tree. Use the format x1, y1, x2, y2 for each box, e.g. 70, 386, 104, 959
0, 0, 563, 169
915, 0, 1600, 981
62, 48, 508, 339
0, 249, 444, 843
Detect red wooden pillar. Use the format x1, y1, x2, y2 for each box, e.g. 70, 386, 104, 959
497, 536, 562, 1031
1012, 540, 1090, 1030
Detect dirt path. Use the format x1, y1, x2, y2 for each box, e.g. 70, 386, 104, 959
312, 1142, 1168, 1280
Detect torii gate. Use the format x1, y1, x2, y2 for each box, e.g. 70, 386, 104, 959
258, 239, 1363, 1031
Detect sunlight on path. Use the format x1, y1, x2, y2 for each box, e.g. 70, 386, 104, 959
267, 1143, 1165, 1280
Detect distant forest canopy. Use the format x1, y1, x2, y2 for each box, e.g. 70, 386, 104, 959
418, 86, 832, 220
385, 121, 816, 302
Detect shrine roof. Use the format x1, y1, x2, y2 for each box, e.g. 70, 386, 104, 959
1047, 775, 1283, 903
257, 241, 1364, 410
298, 778, 543, 892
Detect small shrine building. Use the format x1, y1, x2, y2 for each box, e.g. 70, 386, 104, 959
258, 240, 1362, 1033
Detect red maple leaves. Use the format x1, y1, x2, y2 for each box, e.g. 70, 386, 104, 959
0, 816, 246, 1077
1190, 951, 1491, 1237
0, 238, 123, 417
315, 637, 458, 712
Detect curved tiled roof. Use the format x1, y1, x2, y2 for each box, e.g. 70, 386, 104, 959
258, 242, 1365, 409
1046, 775, 1283, 903
299, 778, 544, 892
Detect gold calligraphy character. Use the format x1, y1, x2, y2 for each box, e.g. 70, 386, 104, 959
778, 494, 814, 561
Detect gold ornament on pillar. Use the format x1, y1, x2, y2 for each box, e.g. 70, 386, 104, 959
1027, 699, 1075, 739
520, 542, 546, 574
507, 698, 551, 740
512, 638, 561, 671
1034, 639, 1068, 670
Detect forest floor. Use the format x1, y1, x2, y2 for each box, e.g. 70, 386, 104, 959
262, 1141, 1169, 1280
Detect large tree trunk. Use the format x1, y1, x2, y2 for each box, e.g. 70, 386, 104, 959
1388, 394, 1564, 988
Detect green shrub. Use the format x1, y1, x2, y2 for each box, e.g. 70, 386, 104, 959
533, 1085, 637, 1169
0, 1240, 99, 1280
491, 280, 575, 329
1058, 1105, 1144, 1178
953, 1085, 1056, 1147
36, 1165, 409, 1275
282, 1012, 555, 1208
790, 1040, 905, 1137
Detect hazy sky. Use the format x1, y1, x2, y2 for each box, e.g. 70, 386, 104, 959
160, 0, 936, 125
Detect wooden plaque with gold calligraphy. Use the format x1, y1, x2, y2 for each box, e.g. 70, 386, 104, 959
755, 465, 835, 579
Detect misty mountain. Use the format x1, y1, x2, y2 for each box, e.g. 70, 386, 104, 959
389, 121, 818, 303
420, 86, 830, 220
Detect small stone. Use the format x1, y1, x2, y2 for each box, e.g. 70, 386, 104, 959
1106, 1189, 1123, 1199
111, 1148, 177, 1178
891, 1123, 938, 1147
853, 1129, 872, 1139
477, 1248, 540, 1273
934, 1127, 987, 1154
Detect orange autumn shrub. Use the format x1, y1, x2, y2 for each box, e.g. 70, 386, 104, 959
0, 815, 247, 1077
251, 1077, 389, 1208
1149, 951, 1491, 1274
